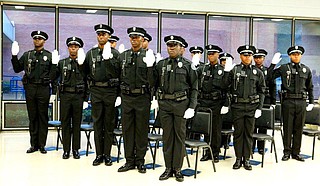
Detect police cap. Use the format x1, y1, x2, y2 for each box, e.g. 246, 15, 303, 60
109, 35, 120, 42
237, 45, 256, 55
127, 27, 146, 37
144, 32, 152, 42
205, 44, 223, 53
94, 24, 114, 35
287, 45, 305, 55
189, 46, 204, 54
219, 52, 234, 60
66, 37, 84, 48
253, 49, 268, 57
164, 35, 187, 47
31, 30, 48, 40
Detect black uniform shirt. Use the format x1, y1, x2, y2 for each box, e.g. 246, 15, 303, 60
56, 57, 86, 87
257, 64, 276, 105
199, 63, 228, 94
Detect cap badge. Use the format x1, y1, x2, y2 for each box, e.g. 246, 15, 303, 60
256, 49, 259, 53
37, 31, 40, 34
170, 35, 174, 40
209, 45, 212, 49
100, 24, 102, 28
72, 37, 75, 41
195, 46, 197, 49
224, 53, 227, 56
133, 27, 136, 31
295, 46, 298, 49
246, 45, 249, 49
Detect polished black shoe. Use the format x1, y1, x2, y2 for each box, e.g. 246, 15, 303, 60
137, 164, 147, 173
159, 168, 173, 180
39, 147, 47, 154
258, 149, 264, 155
200, 153, 212, 161
281, 154, 290, 161
73, 150, 80, 159
118, 163, 135, 172
105, 156, 112, 166
62, 151, 70, 159
243, 159, 252, 170
26, 146, 38, 153
92, 155, 104, 166
174, 169, 184, 182
292, 154, 305, 162
232, 159, 242, 169
213, 156, 219, 163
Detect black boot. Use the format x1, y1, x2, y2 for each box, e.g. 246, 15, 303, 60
232, 158, 242, 169
200, 150, 212, 161
174, 168, 184, 182
159, 168, 173, 180
243, 158, 252, 170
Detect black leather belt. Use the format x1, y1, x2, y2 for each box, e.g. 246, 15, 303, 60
283, 93, 306, 99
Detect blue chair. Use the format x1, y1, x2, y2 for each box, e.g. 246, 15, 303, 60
48, 120, 62, 150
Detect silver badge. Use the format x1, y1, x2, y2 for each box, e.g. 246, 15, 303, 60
264, 70, 267, 76
253, 69, 257, 75
170, 35, 174, 40
302, 67, 306, 73
218, 69, 222, 75
178, 62, 183, 68
43, 56, 47, 61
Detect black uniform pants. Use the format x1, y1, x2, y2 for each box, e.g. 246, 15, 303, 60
60, 92, 84, 152
159, 99, 189, 169
231, 103, 257, 159
282, 99, 306, 155
91, 87, 117, 156
24, 83, 50, 148
121, 93, 151, 166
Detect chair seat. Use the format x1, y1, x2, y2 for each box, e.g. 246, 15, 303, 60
221, 129, 234, 135
148, 133, 162, 141
113, 128, 122, 135
80, 124, 93, 131
253, 133, 273, 140
303, 128, 320, 136
48, 120, 61, 127
185, 139, 210, 148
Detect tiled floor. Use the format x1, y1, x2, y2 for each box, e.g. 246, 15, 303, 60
0, 129, 319, 186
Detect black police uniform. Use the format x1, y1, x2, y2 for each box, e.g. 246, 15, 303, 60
80, 25, 121, 164
11, 31, 55, 152
54, 37, 87, 158
272, 46, 314, 159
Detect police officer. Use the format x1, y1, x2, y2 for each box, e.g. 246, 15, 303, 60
109, 35, 120, 49
117, 27, 155, 174
226, 45, 266, 170
155, 35, 198, 182
272, 46, 314, 162
142, 32, 152, 50
53, 37, 87, 159
198, 44, 229, 163
252, 49, 280, 154
219, 52, 234, 67
11, 30, 56, 154
80, 24, 120, 166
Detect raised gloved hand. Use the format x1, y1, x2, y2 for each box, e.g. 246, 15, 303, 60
183, 108, 195, 119
49, 95, 56, 103
114, 96, 121, 107
51, 50, 60, 65
155, 53, 163, 63
118, 44, 125, 54
83, 101, 89, 109
224, 57, 234, 72
143, 49, 155, 67
11, 41, 19, 55
220, 106, 229, 114
306, 104, 314, 111
150, 96, 159, 110
77, 48, 86, 65
191, 53, 200, 70
271, 52, 282, 65
102, 42, 113, 60
254, 109, 262, 118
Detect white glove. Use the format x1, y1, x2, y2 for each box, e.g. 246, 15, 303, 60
102, 42, 112, 60
220, 106, 229, 114
306, 104, 314, 111
51, 50, 60, 65
83, 101, 89, 109
191, 53, 200, 70
93, 44, 98, 48
269, 104, 276, 109
271, 52, 282, 65
224, 57, 234, 72
156, 53, 163, 63
150, 96, 159, 110
77, 48, 85, 65
254, 109, 262, 118
183, 108, 195, 119
143, 49, 155, 67
49, 95, 56, 103
118, 44, 125, 54
114, 96, 121, 107
11, 41, 19, 55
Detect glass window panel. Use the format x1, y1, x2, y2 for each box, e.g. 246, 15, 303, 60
295, 20, 320, 100
112, 11, 158, 52
208, 16, 249, 64
161, 13, 205, 60
59, 8, 108, 59
2, 5, 55, 100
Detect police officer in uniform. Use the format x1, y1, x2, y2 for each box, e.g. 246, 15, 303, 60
109, 35, 120, 49
117, 27, 155, 174
53, 37, 87, 159
80, 24, 120, 166
226, 45, 266, 170
155, 35, 198, 182
11, 31, 56, 154
142, 32, 152, 50
272, 46, 314, 162
219, 52, 234, 67
198, 44, 229, 163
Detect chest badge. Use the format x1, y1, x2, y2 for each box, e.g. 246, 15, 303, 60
302, 68, 306, 73
218, 69, 222, 75
253, 69, 257, 75
178, 62, 183, 68
43, 56, 47, 61
264, 70, 267, 76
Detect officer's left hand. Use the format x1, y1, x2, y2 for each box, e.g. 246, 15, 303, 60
114, 96, 121, 107
102, 42, 113, 60
271, 52, 282, 65
224, 57, 235, 72
77, 48, 86, 65
49, 95, 56, 103
306, 104, 314, 111
191, 53, 200, 70
254, 109, 262, 118
155, 53, 163, 63
220, 106, 229, 114
143, 49, 155, 67
52, 50, 60, 65
118, 44, 125, 54
183, 108, 195, 119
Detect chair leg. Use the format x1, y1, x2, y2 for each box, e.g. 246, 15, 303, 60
56, 127, 61, 151
261, 141, 265, 168
185, 148, 191, 167
85, 131, 92, 156
194, 148, 199, 179
153, 140, 158, 169
312, 135, 316, 160
272, 139, 278, 163
117, 136, 122, 163
208, 147, 216, 172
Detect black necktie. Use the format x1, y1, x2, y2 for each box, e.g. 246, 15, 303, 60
243, 66, 249, 99
294, 64, 299, 93
168, 59, 176, 94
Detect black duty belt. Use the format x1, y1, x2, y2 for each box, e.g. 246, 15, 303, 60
27, 78, 49, 85
160, 91, 187, 101
232, 95, 259, 104
200, 92, 221, 100
64, 87, 76, 93
283, 93, 307, 99
121, 86, 149, 95
90, 81, 117, 87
